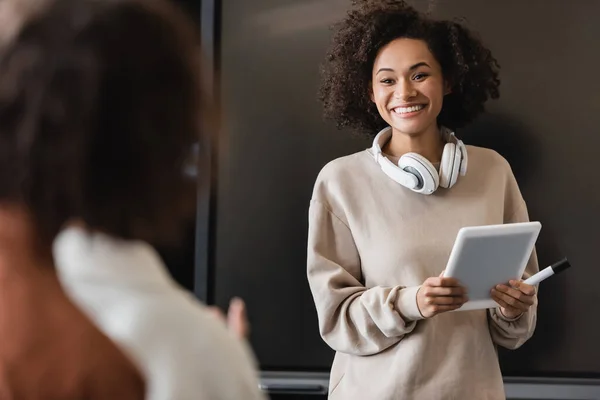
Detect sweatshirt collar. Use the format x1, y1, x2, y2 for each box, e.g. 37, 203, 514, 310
52, 226, 174, 288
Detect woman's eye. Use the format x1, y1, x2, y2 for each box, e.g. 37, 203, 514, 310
380, 78, 395, 85
413, 73, 428, 81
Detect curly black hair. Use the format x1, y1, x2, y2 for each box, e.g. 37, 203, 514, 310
0, 0, 208, 246
319, 0, 500, 136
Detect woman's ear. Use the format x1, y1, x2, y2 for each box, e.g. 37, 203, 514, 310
444, 80, 452, 95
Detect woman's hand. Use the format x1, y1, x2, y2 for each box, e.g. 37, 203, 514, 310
491, 280, 536, 319
416, 272, 468, 318
208, 297, 250, 339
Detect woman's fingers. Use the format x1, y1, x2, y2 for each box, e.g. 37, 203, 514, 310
422, 285, 466, 297
207, 299, 250, 339
424, 276, 464, 288
491, 289, 529, 311
418, 274, 469, 318
491, 294, 513, 310
423, 295, 466, 305
227, 297, 250, 339
494, 284, 535, 305
508, 280, 536, 296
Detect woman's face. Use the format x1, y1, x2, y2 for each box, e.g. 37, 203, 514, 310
371, 38, 447, 137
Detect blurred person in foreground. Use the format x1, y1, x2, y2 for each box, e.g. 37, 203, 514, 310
0, 0, 264, 398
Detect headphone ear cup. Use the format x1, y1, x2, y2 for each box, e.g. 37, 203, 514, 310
457, 140, 468, 176
440, 142, 462, 189
439, 143, 454, 188
450, 145, 462, 187
398, 153, 439, 194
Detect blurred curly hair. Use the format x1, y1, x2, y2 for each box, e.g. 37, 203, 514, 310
319, 0, 500, 136
0, 0, 208, 246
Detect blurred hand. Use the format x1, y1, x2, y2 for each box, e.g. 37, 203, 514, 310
491, 279, 536, 319
0, 205, 145, 400
416, 271, 468, 318
208, 297, 250, 339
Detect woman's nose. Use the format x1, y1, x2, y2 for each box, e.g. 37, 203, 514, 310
394, 80, 417, 100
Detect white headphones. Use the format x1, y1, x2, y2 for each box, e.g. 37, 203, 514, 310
370, 126, 468, 195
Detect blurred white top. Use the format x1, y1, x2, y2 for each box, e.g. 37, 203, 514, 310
53, 226, 266, 400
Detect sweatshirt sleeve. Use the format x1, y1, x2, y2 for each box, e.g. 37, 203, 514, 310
488, 200, 539, 350
307, 199, 424, 356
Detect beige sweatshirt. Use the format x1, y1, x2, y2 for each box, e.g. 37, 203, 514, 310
307, 145, 538, 400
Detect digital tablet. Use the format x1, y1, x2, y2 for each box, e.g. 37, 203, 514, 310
443, 221, 542, 311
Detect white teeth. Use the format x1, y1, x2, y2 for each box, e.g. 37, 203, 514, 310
394, 105, 425, 114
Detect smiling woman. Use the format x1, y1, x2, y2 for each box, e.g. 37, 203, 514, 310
307, 1, 539, 399
319, 1, 500, 136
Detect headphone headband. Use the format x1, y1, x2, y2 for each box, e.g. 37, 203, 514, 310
371, 127, 392, 158
371, 128, 420, 189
